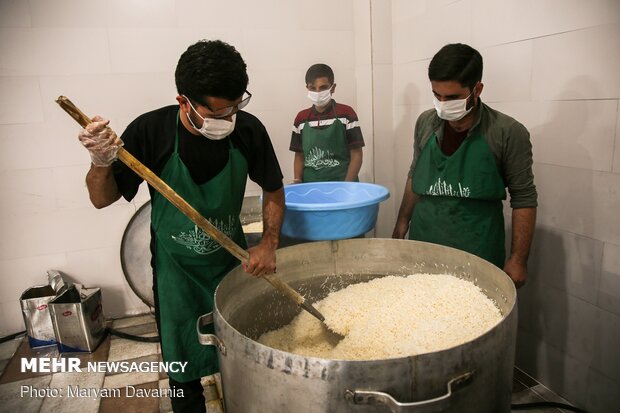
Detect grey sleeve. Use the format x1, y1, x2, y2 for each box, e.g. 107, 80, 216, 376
502, 122, 538, 209
408, 118, 423, 178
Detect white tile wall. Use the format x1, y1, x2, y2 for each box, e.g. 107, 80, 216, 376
300, 31, 357, 72
362, 2, 388, 234
586, 368, 620, 413
531, 23, 620, 101
391, 0, 472, 64
27, 0, 175, 29
368, 0, 391, 66
0, 77, 44, 124
393, 60, 429, 106
0, 168, 56, 215
39, 73, 178, 131
590, 308, 620, 382
354, 66, 374, 183
533, 163, 620, 245
371, 63, 393, 163
236, 0, 303, 31
0, 28, 111, 76
613, 103, 620, 174
354, 1, 372, 68
390, 103, 427, 224
518, 282, 598, 366
599, 242, 620, 317
0, 203, 134, 261
106, 0, 177, 28
0, 300, 27, 338
26, 0, 108, 29
0, 123, 90, 172
481, 41, 533, 103
300, 0, 355, 31
248, 108, 299, 183
176, 0, 239, 29
108, 29, 228, 74
0, 254, 68, 303
370, 59, 394, 236
248, 69, 306, 113
0, 0, 31, 28
242, 29, 306, 72
472, 0, 620, 47
52, 165, 100, 210
492, 100, 617, 172
391, 0, 426, 23
527, 225, 603, 305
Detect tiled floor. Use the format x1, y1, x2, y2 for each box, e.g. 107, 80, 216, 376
0, 313, 579, 413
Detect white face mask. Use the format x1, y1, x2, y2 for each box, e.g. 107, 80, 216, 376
433, 90, 475, 121
307, 89, 332, 107
185, 98, 236, 140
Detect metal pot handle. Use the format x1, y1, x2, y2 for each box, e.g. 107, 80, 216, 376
345, 371, 473, 413
196, 312, 226, 355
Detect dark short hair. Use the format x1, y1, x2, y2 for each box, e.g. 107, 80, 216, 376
428, 43, 483, 90
175, 39, 248, 104
305, 63, 334, 85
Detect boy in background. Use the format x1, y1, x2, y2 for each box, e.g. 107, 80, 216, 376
289, 64, 364, 183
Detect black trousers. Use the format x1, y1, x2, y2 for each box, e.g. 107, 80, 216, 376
168, 376, 206, 413
153, 275, 206, 413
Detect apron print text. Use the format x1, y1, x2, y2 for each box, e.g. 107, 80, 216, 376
171, 216, 236, 255
305, 147, 340, 170
425, 177, 471, 198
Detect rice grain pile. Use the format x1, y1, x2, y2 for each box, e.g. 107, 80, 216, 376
258, 274, 502, 360
242, 221, 263, 233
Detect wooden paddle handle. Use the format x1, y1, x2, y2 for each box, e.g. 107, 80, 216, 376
263, 274, 304, 305
55, 95, 306, 307
55, 95, 247, 262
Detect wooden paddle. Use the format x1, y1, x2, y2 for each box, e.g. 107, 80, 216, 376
55, 95, 327, 324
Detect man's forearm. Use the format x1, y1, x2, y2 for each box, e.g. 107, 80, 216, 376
392, 177, 419, 238
261, 187, 285, 249
85, 164, 122, 209
397, 177, 417, 223
293, 152, 304, 182
510, 207, 536, 263
345, 148, 363, 181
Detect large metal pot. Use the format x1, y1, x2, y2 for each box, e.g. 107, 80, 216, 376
197, 239, 517, 413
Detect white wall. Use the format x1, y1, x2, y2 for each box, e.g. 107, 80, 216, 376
387, 1, 620, 412
0, 0, 368, 332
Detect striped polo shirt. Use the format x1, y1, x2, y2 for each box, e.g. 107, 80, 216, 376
289, 100, 365, 152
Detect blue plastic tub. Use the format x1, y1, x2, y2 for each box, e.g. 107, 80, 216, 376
281, 182, 390, 241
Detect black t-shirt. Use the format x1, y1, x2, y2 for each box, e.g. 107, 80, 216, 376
441, 121, 469, 156
113, 105, 283, 200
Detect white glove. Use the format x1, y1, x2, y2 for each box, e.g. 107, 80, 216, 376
78, 116, 123, 167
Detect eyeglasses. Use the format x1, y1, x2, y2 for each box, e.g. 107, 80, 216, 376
306, 84, 334, 92
188, 91, 252, 119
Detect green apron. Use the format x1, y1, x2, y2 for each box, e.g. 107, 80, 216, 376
151, 115, 247, 382
409, 130, 507, 268
301, 113, 349, 182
